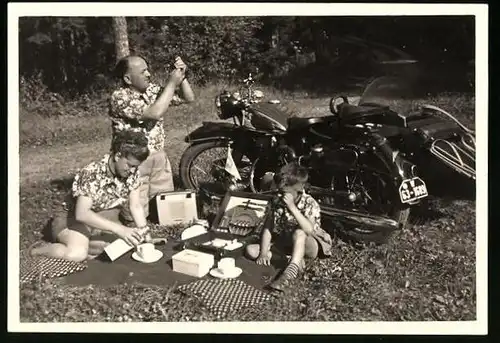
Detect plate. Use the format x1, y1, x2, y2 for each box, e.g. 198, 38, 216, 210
224, 241, 243, 251
203, 238, 230, 248
202, 239, 243, 251
181, 225, 208, 240
209, 267, 243, 279
131, 250, 163, 263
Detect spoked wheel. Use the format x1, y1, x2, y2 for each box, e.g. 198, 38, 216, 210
312, 169, 410, 244
179, 141, 255, 199
248, 157, 280, 193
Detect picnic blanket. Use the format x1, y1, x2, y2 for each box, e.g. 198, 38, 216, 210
20, 251, 88, 284
177, 279, 272, 319
61, 240, 288, 290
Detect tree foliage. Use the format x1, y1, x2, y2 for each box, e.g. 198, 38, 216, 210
19, 16, 475, 98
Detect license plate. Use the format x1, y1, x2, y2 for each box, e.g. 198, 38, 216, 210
399, 177, 428, 203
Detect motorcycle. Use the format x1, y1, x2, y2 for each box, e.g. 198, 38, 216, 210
179, 74, 473, 243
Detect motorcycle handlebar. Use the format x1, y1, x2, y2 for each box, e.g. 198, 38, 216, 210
243, 73, 254, 85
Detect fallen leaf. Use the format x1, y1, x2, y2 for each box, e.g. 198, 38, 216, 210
434, 295, 447, 305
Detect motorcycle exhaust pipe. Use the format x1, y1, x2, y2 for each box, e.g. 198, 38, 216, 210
320, 204, 401, 232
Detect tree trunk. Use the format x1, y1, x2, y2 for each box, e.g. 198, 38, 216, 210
112, 17, 130, 62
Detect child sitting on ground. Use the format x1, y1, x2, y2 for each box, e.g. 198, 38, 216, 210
30, 130, 152, 262
245, 163, 333, 291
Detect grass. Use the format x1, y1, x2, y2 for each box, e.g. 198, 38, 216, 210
17, 82, 477, 322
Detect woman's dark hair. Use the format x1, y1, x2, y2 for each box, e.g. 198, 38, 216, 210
274, 162, 309, 188
111, 130, 150, 162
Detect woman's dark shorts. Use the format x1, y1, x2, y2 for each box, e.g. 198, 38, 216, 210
49, 200, 121, 242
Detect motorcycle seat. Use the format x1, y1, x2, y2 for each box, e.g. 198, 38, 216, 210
287, 116, 332, 130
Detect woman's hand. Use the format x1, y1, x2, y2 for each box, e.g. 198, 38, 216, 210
143, 233, 153, 243
117, 226, 144, 247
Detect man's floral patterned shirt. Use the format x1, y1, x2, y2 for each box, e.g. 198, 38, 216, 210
109, 83, 184, 152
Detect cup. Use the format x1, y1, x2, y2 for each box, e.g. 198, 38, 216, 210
137, 243, 155, 260
217, 257, 235, 274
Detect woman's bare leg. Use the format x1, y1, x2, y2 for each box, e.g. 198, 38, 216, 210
88, 240, 110, 257
30, 229, 89, 262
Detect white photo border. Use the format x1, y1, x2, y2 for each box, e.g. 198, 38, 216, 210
8, 2, 489, 335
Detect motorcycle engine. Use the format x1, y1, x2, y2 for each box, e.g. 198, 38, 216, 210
302, 144, 359, 171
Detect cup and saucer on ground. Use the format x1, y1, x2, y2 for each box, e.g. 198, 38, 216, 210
132, 242, 163, 263
209, 257, 243, 279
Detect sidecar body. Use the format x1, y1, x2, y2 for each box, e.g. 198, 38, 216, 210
331, 80, 476, 184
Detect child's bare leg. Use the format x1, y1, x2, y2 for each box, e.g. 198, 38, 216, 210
269, 229, 314, 291
245, 244, 272, 260
289, 229, 308, 266
30, 229, 89, 262
304, 236, 319, 259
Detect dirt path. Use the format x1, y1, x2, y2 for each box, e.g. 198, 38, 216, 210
20, 128, 191, 188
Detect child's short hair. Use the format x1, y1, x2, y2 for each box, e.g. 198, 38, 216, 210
274, 162, 309, 189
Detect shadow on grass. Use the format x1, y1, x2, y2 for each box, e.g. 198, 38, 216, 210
50, 175, 74, 191
421, 167, 476, 202
263, 60, 474, 99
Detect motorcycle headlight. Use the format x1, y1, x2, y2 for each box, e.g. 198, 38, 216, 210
215, 95, 221, 109
253, 90, 264, 98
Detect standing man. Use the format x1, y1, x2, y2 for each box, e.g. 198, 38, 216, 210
109, 55, 195, 225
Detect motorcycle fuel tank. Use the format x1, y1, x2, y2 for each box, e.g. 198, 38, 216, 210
249, 102, 289, 132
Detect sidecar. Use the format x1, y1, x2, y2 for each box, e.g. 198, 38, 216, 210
330, 77, 476, 188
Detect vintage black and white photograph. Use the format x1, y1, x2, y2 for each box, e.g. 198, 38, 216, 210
8, 2, 488, 334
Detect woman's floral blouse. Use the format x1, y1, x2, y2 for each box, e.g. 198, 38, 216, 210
71, 154, 142, 212
109, 83, 184, 152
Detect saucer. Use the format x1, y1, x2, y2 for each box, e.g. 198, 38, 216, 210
132, 250, 163, 263
181, 225, 208, 240
209, 267, 243, 279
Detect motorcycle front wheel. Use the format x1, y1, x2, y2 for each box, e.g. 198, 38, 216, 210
179, 141, 255, 199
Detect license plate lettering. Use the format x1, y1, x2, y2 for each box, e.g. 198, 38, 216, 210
399, 177, 428, 203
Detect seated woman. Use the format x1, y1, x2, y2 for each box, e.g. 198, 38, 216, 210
245, 163, 333, 291
30, 130, 152, 262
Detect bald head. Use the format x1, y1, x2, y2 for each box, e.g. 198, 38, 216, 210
114, 55, 151, 92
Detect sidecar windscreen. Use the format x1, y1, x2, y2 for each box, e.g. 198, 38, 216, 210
359, 76, 415, 111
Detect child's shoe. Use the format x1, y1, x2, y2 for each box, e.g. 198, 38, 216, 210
268, 262, 300, 292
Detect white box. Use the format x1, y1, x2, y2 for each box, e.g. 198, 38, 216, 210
156, 191, 198, 226
172, 249, 215, 277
